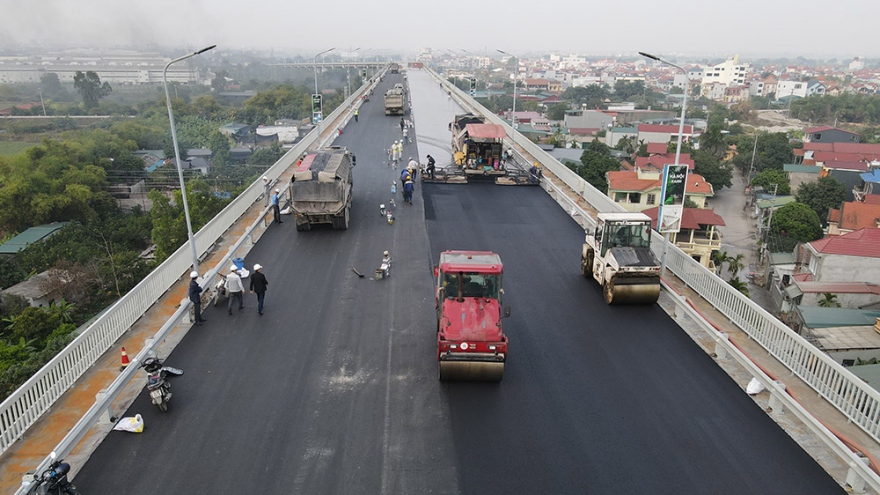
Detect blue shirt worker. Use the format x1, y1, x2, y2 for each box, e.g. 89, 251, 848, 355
272, 188, 282, 224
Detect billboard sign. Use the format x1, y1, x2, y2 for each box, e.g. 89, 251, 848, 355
658, 163, 688, 233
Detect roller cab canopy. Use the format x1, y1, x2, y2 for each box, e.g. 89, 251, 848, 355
438, 250, 503, 275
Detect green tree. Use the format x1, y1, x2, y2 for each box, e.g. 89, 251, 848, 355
817, 293, 841, 308
796, 175, 846, 224
726, 253, 745, 279
767, 202, 823, 252
752, 169, 790, 195
698, 123, 727, 159
546, 104, 568, 121
73, 71, 112, 110
727, 277, 750, 297
561, 85, 610, 109
693, 150, 733, 192
732, 132, 794, 173
711, 250, 728, 276
566, 147, 620, 192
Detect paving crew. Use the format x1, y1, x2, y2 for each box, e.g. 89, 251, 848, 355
403, 175, 414, 205
188, 271, 207, 326
226, 265, 245, 315
426, 155, 436, 180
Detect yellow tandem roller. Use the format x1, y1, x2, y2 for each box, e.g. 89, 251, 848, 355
439, 360, 505, 382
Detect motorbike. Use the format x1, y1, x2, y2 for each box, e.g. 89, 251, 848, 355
212, 273, 227, 306
141, 357, 183, 412
379, 204, 394, 225
23, 451, 81, 495
375, 252, 392, 280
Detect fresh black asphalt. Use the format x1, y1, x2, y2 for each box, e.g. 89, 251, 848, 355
73, 71, 843, 494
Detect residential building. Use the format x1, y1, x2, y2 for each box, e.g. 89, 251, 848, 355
827, 201, 880, 235
788, 306, 880, 364
606, 169, 713, 212
605, 127, 638, 147
803, 228, 880, 284
804, 126, 861, 144
783, 164, 821, 191
642, 207, 725, 268
637, 124, 695, 145
700, 56, 749, 87
776, 80, 808, 100
634, 143, 695, 171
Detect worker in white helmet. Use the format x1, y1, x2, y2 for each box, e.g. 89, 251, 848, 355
188, 271, 207, 325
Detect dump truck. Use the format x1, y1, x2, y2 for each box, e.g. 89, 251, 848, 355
581, 212, 661, 304
384, 87, 405, 115
389, 63, 400, 74
435, 250, 510, 382
290, 147, 356, 231
424, 113, 532, 185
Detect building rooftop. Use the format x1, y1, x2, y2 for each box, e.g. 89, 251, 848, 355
796, 306, 880, 329
0, 222, 70, 254
809, 228, 880, 258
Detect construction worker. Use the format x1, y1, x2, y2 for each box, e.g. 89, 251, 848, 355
426, 155, 436, 180
226, 266, 244, 315
529, 162, 541, 184
189, 271, 207, 325
354, 107, 359, 122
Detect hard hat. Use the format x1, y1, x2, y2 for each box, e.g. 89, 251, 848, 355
409, 157, 412, 160
230, 265, 238, 272
275, 188, 280, 192
190, 271, 199, 278
254, 263, 262, 271
262, 176, 268, 181
383, 250, 389, 256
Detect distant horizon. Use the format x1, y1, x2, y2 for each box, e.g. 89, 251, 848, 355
4, 0, 879, 60
0, 43, 876, 67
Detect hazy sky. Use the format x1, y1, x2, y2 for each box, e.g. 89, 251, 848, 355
3, 0, 877, 59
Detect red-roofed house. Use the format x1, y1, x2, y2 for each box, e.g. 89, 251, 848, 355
803, 228, 880, 284
637, 124, 695, 145
634, 153, 695, 171
827, 201, 880, 235
606, 169, 714, 212
523, 79, 549, 91
643, 207, 725, 267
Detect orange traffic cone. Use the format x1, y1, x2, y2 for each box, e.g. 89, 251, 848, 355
120, 347, 130, 371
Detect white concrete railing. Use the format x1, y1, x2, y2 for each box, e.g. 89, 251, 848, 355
430, 67, 880, 448
0, 79, 373, 460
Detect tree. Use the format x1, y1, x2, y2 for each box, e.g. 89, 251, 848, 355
561, 85, 610, 109
767, 202, 823, 253
752, 169, 790, 195
693, 150, 733, 192
796, 175, 846, 224
732, 132, 794, 173
817, 293, 841, 308
566, 146, 620, 192
73, 71, 112, 110
726, 253, 745, 279
698, 123, 727, 159
546, 104, 568, 121
711, 250, 728, 275
727, 278, 750, 297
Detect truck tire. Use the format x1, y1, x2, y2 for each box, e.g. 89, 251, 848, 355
342, 206, 350, 230
296, 222, 311, 232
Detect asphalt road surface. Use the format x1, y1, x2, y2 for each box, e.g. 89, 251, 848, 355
73, 70, 843, 494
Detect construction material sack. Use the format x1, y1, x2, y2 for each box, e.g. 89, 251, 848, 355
113, 414, 145, 433
746, 377, 765, 395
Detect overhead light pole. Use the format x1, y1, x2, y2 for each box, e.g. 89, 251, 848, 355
639, 51, 689, 277
163, 44, 216, 274
347, 47, 361, 101
313, 47, 335, 124
497, 49, 519, 132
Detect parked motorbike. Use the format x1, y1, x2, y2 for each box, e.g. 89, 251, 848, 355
375, 251, 392, 280
379, 204, 394, 225
212, 274, 227, 306
23, 451, 81, 495
141, 357, 183, 412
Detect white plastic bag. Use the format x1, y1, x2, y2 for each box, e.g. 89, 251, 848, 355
113, 414, 144, 433
280, 206, 292, 215
746, 377, 765, 395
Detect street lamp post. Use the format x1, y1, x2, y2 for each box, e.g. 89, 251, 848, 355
313, 47, 335, 124
639, 51, 689, 276
347, 47, 361, 103
497, 49, 518, 132
163, 44, 216, 274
